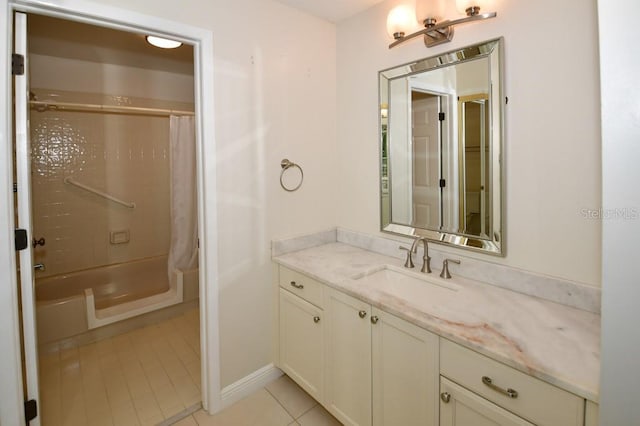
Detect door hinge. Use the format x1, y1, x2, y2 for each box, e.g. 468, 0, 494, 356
439, 179, 446, 188
13, 182, 18, 193
439, 112, 445, 121
15, 229, 28, 251
24, 399, 37, 423
12, 54, 25, 76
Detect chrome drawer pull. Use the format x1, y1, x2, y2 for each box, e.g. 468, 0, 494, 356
313, 316, 321, 323
482, 376, 518, 399
358, 310, 367, 318
440, 392, 451, 403
290, 281, 304, 289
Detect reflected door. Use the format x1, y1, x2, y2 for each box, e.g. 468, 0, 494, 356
411, 91, 441, 229
458, 94, 490, 237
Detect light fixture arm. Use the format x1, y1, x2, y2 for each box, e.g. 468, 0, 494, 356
389, 11, 497, 49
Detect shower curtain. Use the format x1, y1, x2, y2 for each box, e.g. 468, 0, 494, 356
168, 116, 198, 283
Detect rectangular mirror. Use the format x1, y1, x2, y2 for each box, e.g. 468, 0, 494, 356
380, 38, 504, 255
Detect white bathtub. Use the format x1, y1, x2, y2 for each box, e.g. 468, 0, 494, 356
35, 255, 199, 344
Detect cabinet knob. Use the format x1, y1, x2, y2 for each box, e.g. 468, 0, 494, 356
313, 316, 320, 323
290, 281, 304, 289
440, 392, 451, 403
370, 316, 379, 324
358, 310, 367, 319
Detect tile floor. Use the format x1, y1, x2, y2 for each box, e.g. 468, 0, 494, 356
38, 306, 340, 425
38, 308, 201, 426
177, 375, 342, 426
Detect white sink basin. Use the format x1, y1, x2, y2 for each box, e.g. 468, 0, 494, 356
353, 265, 459, 301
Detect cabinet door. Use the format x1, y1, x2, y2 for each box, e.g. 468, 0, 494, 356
279, 289, 324, 401
371, 308, 439, 426
324, 288, 372, 426
440, 377, 534, 426
585, 401, 599, 426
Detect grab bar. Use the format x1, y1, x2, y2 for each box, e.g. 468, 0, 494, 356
64, 177, 136, 209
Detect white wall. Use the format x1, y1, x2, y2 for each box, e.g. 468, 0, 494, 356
598, 0, 640, 423
87, 0, 337, 387
337, 0, 602, 286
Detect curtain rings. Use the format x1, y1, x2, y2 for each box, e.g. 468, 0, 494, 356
280, 158, 303, 192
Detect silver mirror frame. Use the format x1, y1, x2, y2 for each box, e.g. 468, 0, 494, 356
379, 38, 505, 256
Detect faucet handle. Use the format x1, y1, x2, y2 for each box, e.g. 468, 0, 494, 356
440, 258, 461, 279
399, 246, 415, 268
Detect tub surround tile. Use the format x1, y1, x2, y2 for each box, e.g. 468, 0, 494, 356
273, 242, 600, 402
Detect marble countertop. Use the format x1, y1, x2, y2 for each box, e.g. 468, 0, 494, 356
273, 242, 600, 402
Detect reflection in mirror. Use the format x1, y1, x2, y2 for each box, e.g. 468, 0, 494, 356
379, 38, 504, 255
459, 94, 490, 237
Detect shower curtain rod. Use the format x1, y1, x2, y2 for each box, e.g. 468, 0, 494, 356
29, 100, 195, 117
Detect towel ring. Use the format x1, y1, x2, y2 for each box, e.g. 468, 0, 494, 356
280, 158, 304, 192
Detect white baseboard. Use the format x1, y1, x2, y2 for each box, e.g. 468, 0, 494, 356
220, 364, 283, 410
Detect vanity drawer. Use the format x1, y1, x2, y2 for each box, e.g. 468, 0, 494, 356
440, 339, 584, 426
279, 266, 323, 308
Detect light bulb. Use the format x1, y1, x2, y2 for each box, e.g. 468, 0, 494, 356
386, 5, 417, 39
146, 36, 182, 49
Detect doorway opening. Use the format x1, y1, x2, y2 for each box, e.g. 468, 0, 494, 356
15, 12, 205, 425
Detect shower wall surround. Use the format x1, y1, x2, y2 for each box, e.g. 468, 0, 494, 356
30, 89, 194, 277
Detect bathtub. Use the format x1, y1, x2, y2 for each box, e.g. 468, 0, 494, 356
35, 255, 199, 344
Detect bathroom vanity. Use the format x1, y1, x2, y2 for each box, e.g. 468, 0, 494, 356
272, 239, 599, 426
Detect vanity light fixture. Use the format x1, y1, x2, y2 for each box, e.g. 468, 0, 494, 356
388, 2, 496, 49
386, 5, 418, 40
146, 35, 182, 49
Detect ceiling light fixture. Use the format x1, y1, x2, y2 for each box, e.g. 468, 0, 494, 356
388, 2, 496, 49
146, 35, 182, 49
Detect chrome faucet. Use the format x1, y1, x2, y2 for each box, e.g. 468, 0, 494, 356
411, 237, 432, 273
398, 236, 432, 273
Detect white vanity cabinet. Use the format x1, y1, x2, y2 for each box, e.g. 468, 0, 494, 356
323, 286, 440, 426
440, 339, 585, 426
278, 268, 325, 402
440, 377, 534, 426
324, 287, 372, 426
279, 289, 324, 401
371, 307, 439, 426
276, 265, 594, 426
585, 401, 599, 426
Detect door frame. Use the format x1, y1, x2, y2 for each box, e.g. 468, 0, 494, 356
0, 1, 221, 423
